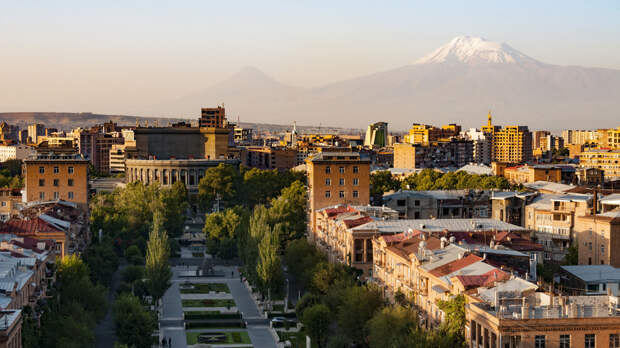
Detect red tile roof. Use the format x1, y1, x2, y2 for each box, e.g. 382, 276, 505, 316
453, 268, 510, 289
381, 230, 424, 244
0, 218, 63, 236
343, 216, 373, 229
429, 254, 482, 277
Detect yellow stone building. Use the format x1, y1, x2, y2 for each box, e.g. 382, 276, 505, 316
482, 112, 532, 164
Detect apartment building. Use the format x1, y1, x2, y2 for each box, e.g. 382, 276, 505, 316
364, 122, 388, 148
200, 106, 226, 128
370, 230, 620, 347
462, 128, 492, 165
503, 164, 562, 184
579, 149, 620, 181
22, 154, 90, 211
0, 189, 22, 222
240, 146, 297, 171
562, 129, 599, 145
525, 193, 592, 261
313, 205, 398, 277
490, 191, 538, 227
382, 190, 491, 220
393, 139, 474, 169
306, 152, 371, 232
575, 210, 620, 266
0, 145, 35, 162
403, 123, 461, 144
597, 126, 620, 150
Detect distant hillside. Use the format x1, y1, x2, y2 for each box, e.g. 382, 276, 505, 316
0, 112, 191, 130
0, 112, 361, 135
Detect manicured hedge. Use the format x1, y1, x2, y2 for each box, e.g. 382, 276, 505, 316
184, 311, 242, 320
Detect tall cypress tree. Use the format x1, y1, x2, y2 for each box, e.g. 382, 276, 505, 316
145, 209, 172, 303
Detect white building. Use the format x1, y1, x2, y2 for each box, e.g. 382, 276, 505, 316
462, 128, 492, 165
0, 144, 36, 162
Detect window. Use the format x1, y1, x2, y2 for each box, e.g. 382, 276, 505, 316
39, 166, 44, 174
535, 335, 545, 348
339, 178, 345, 186
353, 166, 359, 173
53, 179, 59, 187
68, 192, 74, 200
1, 202, 6, 207
39, 192, 45, 200
68, 179, 74, 187
353, 178, 359, 186
584, 334, 595, 348
325, 178, 331, 186
53, 192, 59, 200
325, 166, 331, 174
38, 179, 45, 187
68, 166, 74, 174
339, 191, 345, 198
559, 335, 570, 348
353, 191, 359, 198
610, 334, 619, 348
325, 191, 331, 198
53, 166, 59, 174
339, 166, 345, 174
414, 200, 420, 206
397, 199, 406, 207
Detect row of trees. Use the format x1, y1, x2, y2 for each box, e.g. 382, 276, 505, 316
23, 256, 108, 348
286, 239, 466, 348
198, 164, 305, 210
88, 181, 180, 347
0, 159, 23, 188
202, 178, 307, 297
371, 169, 512, 196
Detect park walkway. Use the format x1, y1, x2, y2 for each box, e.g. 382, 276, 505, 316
94, 260, 126, 348
158, 249, 278, 348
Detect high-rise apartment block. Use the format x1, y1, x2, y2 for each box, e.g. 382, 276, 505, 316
598, 126, 620, 150
562, 129, 599, 145
393, 140, 473, 169
27, 123, 45, 144
404, 123, 460, 144
306, 152, 370, 232
462, 128, 492, 165
364, 122, 388, 148
578, 149, 620, 181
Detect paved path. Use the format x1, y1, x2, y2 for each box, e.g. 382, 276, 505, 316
160, 266, 188, 348
159, 247, 278, 348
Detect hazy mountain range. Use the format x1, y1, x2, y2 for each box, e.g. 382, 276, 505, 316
165, 36, 620, 131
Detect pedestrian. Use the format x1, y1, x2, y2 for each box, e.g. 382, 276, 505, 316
161, 336, 166, 348
231, 270, 234, 278
168, 337, 172, 347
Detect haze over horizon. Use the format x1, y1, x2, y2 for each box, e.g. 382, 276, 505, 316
2, 1, 620, 129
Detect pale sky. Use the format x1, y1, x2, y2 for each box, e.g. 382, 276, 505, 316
1, 1, 619, 117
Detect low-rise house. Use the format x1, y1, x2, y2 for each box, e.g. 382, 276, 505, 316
490, 191, 538, 227
525, 193, 592, 261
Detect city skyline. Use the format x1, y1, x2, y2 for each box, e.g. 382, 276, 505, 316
1, 1, 620, 129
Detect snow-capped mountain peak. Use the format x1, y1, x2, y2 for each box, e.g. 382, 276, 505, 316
414, 36, 539, 65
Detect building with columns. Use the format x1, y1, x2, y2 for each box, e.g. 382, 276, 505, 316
125, 158, 239, 193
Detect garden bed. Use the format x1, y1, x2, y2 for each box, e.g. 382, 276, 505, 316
184, 311, 241, 320
180, 283, 230, 294
186, 331, 251, 345
185, 321, 246, 329
182, 299, 236, 308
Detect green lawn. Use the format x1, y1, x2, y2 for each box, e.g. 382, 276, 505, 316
186, 331, 251, 345
182, 299, 236, 308
180, 283, 230, 294
272, 304, 285, 312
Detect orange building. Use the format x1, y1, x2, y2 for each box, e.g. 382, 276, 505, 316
503, 165, 563, 184
575, 210, 620, 266
23, 154, 90, 211
306, 152, 370, 233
